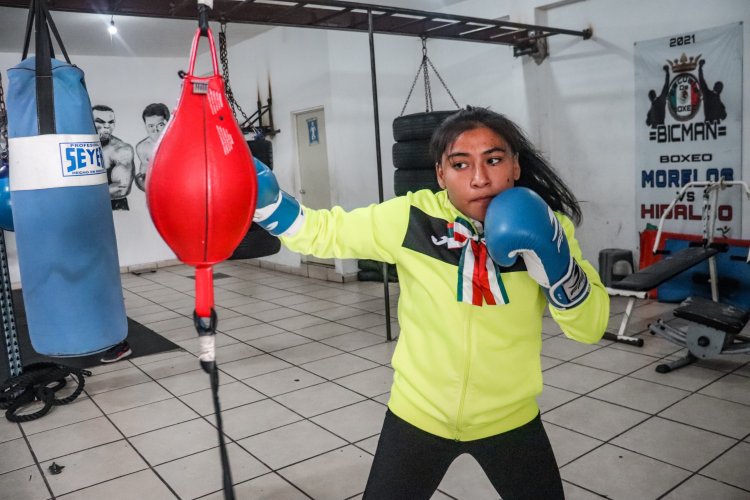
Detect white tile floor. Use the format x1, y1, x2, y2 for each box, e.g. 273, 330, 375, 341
1, 260, 749, 499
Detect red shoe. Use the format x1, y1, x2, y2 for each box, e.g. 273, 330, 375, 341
100, 341, 132, 363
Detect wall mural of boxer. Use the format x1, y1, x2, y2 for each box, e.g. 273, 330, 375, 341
92, 104, 135, 211
135, 103, 170, 192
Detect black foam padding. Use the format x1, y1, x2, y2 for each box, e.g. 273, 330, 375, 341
674, 296, 750, 335
612, 247, 720, 292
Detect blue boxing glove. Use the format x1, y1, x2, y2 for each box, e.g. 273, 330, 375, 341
253, 157, 304, 237
484, 187, 589, 309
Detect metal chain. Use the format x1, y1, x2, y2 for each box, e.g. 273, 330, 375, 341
422, 38, 432, 112
0, 74, 8, 165
218, 23, 249, 124
423, 60, 432, 112
399, 61, 425, 116
426, 57, 460, 109
399, 37, 459, 116
0, 229, 21, 378
0, 236, 20, 377
0, 75, 19, 379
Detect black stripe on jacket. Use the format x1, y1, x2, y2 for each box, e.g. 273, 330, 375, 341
401, 205, 527, 272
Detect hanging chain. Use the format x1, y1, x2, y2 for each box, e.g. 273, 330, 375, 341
426, 57, 459, 109
0, 229, 21, 378
0, 74, 8, 165
219, 23, 249, 124
399, 60, 425, 116
399, 36, 460, 116
422, 38, 432, 112
0, 74, 19, 378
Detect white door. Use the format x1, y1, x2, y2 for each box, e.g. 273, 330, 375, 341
295, 108, 333, 266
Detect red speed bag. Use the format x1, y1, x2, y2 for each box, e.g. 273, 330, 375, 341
146, 28, 257, 317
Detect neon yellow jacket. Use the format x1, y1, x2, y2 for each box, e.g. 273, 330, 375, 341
281, 189, 609, 441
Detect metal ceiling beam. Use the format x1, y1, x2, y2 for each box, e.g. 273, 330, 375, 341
0, 0, 593, 47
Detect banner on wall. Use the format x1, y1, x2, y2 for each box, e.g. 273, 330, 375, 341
634, 22, 743, 238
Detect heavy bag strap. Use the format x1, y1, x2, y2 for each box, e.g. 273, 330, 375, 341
21, 0, 70, 63
187, 27, 220, 78
41, 3, 71, 63
22, 0, 72, 135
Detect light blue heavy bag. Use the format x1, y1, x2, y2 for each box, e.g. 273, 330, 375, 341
5, 1, 126, 356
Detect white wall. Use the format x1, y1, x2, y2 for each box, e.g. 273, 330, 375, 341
2, 0, 749, 279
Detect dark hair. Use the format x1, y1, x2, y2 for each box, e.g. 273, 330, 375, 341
430, 106, 582, 225
142, 103, 170, 122
92, 104, 114, 113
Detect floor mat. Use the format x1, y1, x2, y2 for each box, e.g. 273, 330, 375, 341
0, 290, 184, 379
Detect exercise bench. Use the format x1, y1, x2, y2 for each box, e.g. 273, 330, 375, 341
607, 179, 750, 371
650, 295, 750, 372
604, 245, 721, 346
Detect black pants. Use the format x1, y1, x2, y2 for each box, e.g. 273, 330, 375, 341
363, 410, 564, 500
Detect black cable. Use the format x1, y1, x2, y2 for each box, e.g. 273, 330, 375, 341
210, 362, 234, 500
194, 309, 235, 500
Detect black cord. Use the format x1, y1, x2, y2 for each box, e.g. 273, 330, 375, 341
194, 309, 235, 499
210, 362, 235, 500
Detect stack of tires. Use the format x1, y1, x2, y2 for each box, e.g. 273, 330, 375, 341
229, 137, 281, 260
392, 110, 456, 195
357, 111, 457, 283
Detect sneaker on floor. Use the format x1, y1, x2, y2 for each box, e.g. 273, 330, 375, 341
100, 341, 132, 363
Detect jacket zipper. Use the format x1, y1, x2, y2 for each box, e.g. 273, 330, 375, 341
454, 307, 473, 440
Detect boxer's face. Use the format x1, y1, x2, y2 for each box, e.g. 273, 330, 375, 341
144, 114, 168, 141
436, 126, 520, 222
93, 110, 115, 144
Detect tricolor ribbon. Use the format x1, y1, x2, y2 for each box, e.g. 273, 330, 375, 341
447, 217, 509, 306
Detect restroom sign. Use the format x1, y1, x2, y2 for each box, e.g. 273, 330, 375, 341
307, 117, 319, 145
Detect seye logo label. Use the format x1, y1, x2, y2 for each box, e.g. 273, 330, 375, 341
60, 142, 105, 177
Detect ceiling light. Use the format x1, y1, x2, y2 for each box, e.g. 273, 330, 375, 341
108, 16, 117, 35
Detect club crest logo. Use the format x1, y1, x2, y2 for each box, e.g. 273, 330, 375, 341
645, 52, 728, 142
666, 54, 701, 121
